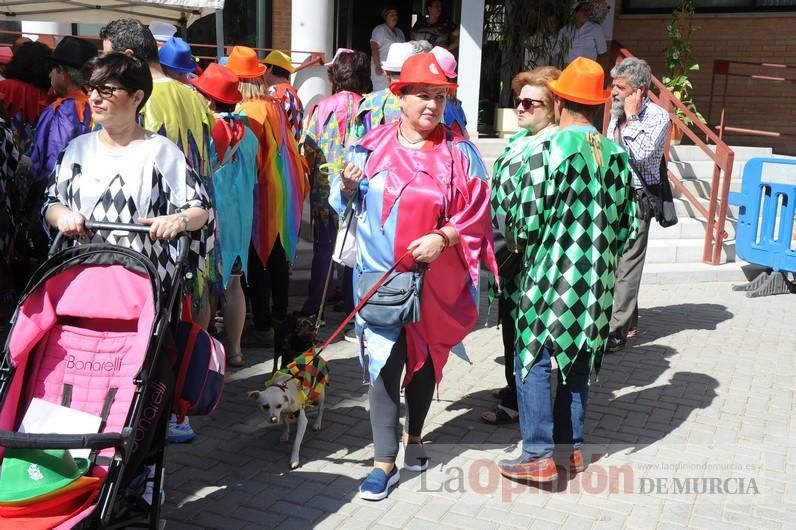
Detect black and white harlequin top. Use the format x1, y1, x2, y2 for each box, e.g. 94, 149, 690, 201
44, 131, 213, 290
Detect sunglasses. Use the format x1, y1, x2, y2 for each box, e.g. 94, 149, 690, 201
514, 97, 544, 110
86, 84, 129, 99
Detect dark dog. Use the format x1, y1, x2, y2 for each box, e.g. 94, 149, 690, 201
272, 312, 317, 374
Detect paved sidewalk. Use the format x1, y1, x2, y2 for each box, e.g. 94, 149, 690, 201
163, 243, 796, 529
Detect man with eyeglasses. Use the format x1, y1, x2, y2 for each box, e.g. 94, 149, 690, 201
606, 57, 671, 352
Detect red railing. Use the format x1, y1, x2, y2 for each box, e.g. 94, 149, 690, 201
707, 59, 796, 142
604, 42, 735, 265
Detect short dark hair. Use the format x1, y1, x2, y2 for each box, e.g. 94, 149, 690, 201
6, 41, 52, 90
267, 64, 291, 79
328, 51, 370, 94
215, 101, 236, 113
561, 97, 599, 118
99, 18, 159, 63
87, 52, 153, 112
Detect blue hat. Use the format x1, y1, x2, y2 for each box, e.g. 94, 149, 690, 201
158, 37, 197, 74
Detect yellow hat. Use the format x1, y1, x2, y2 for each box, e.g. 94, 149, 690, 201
262, 50, 295, 73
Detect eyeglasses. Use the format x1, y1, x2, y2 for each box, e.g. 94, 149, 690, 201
86, 84, 129, 99
514, 97, 544, 110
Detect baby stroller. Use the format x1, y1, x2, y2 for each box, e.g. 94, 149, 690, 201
0, 221, 191, 529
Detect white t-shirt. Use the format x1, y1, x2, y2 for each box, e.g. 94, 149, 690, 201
561, 21, 607, 64
370, 23, 406, 91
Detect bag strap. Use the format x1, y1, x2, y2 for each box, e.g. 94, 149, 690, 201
314, 248, 413, 357
615, 122, 659, 196
173, 324, 202, 421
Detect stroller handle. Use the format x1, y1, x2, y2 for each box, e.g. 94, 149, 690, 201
0, 428, 130, 450
50, 220, 192, 264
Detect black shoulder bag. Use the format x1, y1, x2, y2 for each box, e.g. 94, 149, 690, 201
622, 139, 678, 228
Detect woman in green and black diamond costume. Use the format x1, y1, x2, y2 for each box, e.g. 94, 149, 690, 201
482, 66, 561, 426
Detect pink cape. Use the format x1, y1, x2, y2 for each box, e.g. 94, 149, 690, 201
359, 123, 498, 385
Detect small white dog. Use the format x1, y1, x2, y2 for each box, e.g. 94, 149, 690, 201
248, 373, 325, 469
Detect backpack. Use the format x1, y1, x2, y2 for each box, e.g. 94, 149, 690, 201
171, 300, 226, 422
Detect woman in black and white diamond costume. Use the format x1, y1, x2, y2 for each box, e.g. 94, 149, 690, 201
43, 52, 212, 289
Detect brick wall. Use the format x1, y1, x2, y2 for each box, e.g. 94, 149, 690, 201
614, 14, 796, 155
272, 0, 292, 51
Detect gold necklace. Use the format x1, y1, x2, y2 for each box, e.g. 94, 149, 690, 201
398, 125, 426, 145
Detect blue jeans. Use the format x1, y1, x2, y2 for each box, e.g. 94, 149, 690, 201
515, 346, 591, 460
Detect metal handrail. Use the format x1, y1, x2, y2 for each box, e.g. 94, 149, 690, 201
707, 59, 796, 142
605, 41, 735, 265
0, 29, 325, 73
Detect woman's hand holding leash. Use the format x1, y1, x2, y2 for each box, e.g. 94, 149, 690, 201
341, 163, 363, 196
408, 233, 446, 263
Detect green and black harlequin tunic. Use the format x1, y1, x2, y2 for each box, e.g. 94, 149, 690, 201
506, 127, 638, 382
489, 126, 559, 314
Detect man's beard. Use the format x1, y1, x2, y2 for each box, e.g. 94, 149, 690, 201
610, 96, 625, 120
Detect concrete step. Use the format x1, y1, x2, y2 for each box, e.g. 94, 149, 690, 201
647, 216, 736, 241
669, 144, 773, 163
640, 260, 762, 285
645, 238, 735, 264
668, 159, 747, 183
672, 193, 740, 221
472, 138, 509, 160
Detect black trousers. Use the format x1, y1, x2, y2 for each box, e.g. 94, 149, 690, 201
499, 296, 518, 411
246, 237, 289, 330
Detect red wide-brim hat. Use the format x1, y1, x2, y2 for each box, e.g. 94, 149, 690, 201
390, 53, 458, 94
192, 63, 243, 105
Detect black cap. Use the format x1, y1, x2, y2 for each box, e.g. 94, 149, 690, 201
49, 36, 98, 69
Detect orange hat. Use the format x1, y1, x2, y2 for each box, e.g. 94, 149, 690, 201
389, 53, 457, 95
192, 63, 242, 104
547, 57, 610, 105
226, 46, 266, 79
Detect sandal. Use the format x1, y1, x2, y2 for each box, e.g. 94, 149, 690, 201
481, 405, 519, 425
227, 352, 245, 368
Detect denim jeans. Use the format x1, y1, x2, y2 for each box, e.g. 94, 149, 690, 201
515, 346, 591, 460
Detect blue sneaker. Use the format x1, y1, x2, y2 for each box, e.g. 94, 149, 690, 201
167, 414, 195, 443
358, 466, 399, 501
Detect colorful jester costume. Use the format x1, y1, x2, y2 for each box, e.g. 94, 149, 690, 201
141, 77, 218, 296
239, 97, 309, 264
506, 126, 637, 381
302, 91, 363, 224
332, 123, 498, 386
31, 90, 92, 183
265, 349, 329, 407
348, 88, 401, 141
209, 113, 258, 287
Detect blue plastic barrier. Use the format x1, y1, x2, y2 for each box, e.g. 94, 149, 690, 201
728, 157, 796, 273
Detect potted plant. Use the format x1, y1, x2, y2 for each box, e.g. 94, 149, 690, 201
662, 0, 705, 142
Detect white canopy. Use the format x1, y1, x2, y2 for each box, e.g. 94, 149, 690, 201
0, 0, 224, 27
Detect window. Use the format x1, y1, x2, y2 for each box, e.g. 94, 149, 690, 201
622, 0, 796, 14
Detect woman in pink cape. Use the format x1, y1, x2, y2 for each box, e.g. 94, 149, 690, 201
331, 53, 497, 501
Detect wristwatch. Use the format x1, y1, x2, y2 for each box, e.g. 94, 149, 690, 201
627, 113, 640, 122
